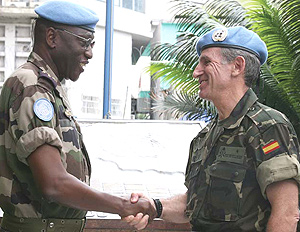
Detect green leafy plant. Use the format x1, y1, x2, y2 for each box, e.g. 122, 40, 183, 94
149, 0, 300, 135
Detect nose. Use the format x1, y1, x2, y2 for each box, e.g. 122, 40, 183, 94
85, 46, 93, 59
193, 63, 203, 79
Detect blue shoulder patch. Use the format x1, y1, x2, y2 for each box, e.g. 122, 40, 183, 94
33, 98, 54, 122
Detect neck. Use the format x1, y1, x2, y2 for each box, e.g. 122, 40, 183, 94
33, 47, 60, 79
214, 86, 249, 120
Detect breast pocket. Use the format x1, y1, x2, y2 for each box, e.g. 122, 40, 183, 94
204, 162, 247, 222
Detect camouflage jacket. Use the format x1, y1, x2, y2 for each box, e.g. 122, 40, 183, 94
0, 52, 91, 219
185, 88, 300, 232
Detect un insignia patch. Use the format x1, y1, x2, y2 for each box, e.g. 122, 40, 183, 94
212, 28, 228, 42
33, 98, 54, 122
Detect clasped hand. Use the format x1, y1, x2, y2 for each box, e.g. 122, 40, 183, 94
121, 193, 156, 230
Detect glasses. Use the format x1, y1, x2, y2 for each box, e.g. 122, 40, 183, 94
55, 28, 95, 50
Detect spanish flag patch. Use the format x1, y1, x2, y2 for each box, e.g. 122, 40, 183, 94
262, 141, 280, 154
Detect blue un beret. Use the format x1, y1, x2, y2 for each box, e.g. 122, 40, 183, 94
34, 1, 99, 32
196, 26, 268, 65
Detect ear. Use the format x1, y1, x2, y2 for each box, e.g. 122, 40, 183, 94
45, 27, 57, 49
232, 56, 245, 77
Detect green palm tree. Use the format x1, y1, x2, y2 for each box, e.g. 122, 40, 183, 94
149, 0, 300, 135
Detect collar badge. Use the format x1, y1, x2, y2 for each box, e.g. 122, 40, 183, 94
65, 109, 73, 118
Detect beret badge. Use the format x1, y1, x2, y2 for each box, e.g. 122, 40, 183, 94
212, 28, 228, 42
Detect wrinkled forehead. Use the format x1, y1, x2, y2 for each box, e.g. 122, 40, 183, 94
199, 47, 223, 60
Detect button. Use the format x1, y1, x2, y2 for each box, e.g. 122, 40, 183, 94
211, 166, 217, 171
19, 218, 24, 223
61, 220, 65, 224
49, 222, 55, 228
250, 106, 255, 111
234, 171, 239, 176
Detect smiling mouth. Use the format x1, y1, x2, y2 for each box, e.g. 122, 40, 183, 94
199, 80, 208, 86
80, 63, 87, 70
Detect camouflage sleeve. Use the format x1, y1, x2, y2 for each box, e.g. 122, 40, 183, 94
8, 82, 62, 166
253, 123, 300, 198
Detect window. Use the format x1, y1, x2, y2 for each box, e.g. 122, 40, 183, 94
81, 95, 101, 115
15, 26, 31, 69
122, 0, 132, 9
111, 99, 122, 118
134, 0, 145, 13
98, 0, 145, 13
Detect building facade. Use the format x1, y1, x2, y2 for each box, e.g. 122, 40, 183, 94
0, 0, 177, 120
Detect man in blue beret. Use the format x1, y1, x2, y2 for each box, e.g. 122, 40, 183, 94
124, 26, 300, 231
0, 1, 155, 231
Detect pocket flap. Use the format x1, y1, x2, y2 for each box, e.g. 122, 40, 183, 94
208, 162, 246, 182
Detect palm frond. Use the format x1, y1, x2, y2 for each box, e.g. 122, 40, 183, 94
245, 0, 300, 125
151, 33, 200, 72
152, 90, 216, 121
147, 62, 198, 94
147, 0, 300, 136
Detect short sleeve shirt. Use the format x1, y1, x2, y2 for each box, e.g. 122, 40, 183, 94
0, 52, 91, 219
184, 88, 300, 231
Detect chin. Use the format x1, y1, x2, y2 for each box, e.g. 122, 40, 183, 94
199, 92, 206, 99
71, 77, 80, 82
199, 92, 210, 101
69, 73, 81, 82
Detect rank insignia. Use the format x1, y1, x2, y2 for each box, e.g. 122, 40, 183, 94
212, 28, 228, 42
262, 141, 280, 155
33, 98, 54, 122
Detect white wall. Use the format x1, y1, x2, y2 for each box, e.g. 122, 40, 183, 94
66, 0, 154, 120
1, 0, 173, 120
67, 26, 106, 119
146, 0, 174, 22
111, 30, 133, 119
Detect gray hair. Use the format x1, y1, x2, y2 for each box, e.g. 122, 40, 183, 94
220, 47, 261, 87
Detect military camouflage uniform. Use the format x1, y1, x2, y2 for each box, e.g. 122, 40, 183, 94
185, 88, 300, 232
0, 52, 91, 231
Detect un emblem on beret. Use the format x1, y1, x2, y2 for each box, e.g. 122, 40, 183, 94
33, 98, 54, 122
212, 28, 228, 42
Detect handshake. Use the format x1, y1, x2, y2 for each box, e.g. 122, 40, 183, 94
120, 193, 158, 230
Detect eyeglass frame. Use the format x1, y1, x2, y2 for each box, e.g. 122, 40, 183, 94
54, 28, 95, 50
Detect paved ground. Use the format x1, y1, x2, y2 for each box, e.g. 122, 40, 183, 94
82, 120, 204, 219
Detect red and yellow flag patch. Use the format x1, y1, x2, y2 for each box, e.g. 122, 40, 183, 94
262, 141, 280, 154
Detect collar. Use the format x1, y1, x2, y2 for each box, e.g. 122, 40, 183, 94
217, 88, 258, 129
27, 52, 60, 88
